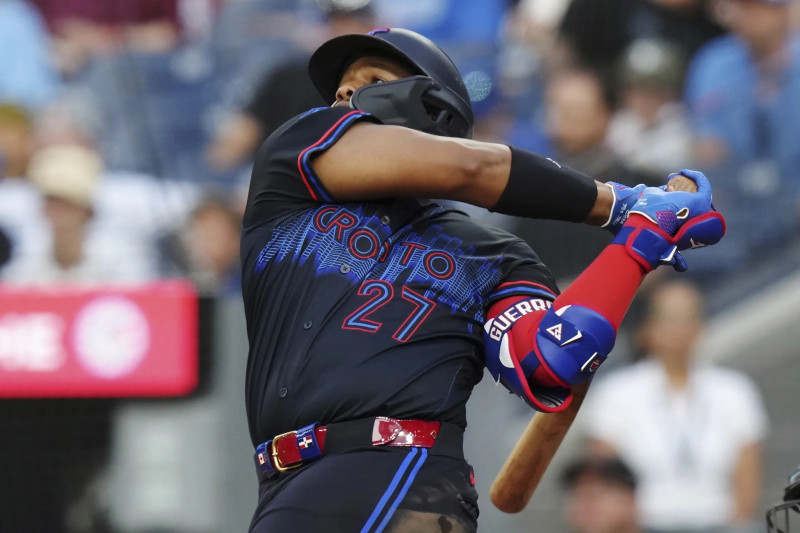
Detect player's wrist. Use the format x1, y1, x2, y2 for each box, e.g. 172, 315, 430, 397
588, 182, 616, 227
600, 182, 648, 233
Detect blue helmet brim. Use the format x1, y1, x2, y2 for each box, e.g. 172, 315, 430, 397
308, 33, 423, 104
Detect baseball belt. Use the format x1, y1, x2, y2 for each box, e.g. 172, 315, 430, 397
254, 416, 464, 482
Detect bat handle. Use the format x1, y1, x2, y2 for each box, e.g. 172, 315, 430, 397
490, 382, 591, 513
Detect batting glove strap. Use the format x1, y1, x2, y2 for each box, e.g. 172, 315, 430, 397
602, 182, 647, 235
611, 221, 677, 272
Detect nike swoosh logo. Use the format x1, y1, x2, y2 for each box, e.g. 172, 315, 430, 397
560, 331, 582, 346
499, 334, 515, 369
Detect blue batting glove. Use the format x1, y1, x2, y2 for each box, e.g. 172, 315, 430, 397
614, 170, 724, 272
602, 182, 648, 235
661, 248, 689, 272
629, 169, 713, 235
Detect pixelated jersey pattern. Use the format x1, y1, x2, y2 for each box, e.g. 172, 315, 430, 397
255, 204, 505, 316
255, 207, 377, 278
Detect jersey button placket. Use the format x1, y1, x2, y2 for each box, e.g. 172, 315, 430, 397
279, 387, 288, 398
340, 264, 350, 274
303, 320, 313, 330
380, 215, 391, 226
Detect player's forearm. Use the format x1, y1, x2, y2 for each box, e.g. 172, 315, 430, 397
315, 124, 605, 223
461, 146, 611, 224
441, 143, 608, 225
555, 238, 646, 331
488, 146, 599, 223
474, 146, 611, 225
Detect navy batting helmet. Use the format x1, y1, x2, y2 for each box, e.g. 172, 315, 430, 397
767, 465, 800, 533
308, 28, 474, 139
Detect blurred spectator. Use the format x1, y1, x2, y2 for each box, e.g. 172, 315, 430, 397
28, 92, 202, 279
205, 3, 375, 174
544, 68, 638, 182
0, 102, 48, 268
685, 0, 800, 266
608, 39, 694, 182
0, 101, 35, 179
0, 227, 10, 269
580, 279, 768, 532
372, 0, 507, 122
496, 0, 569, 120
1, 144, 156, 284
557, 0, 725, 83
29, 0, 181, 77
0, 0, 60, 109
373, 0, 507, 46
508, 68, 641, 280
561, 455, 643, 533
211, 0, 312, 52
168, 192, 242, 295
204, 57, 324, 173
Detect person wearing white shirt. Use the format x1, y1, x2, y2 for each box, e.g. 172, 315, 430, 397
580, 280, 768, 532
1, 144, 152, 285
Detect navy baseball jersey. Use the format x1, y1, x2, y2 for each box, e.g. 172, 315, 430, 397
241, 106, 558, 446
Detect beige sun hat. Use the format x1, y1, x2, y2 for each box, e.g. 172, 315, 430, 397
27, 145, 103, 208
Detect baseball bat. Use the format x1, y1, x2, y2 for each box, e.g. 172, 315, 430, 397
490, 174, 699, 513
490, 382, 590, 513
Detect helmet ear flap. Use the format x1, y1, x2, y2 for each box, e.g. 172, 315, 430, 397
351, 76, 434, 128
351, 76, 472, 138
421, 89, 472, 139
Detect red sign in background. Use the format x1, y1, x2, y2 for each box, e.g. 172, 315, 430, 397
0, 281, 198, 397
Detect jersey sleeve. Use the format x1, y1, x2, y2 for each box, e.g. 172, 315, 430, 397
485, 239, 559, 308
243, 106, 381, 228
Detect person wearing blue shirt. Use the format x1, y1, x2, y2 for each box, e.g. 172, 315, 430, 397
685, 0, 800, 268
0, 0, 60, 109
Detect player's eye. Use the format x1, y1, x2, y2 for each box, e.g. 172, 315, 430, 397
372, 77, 385, 84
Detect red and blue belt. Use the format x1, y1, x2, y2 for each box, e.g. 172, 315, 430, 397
254, 417, 463, 482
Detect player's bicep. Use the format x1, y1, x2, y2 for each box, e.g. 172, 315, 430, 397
311, 121, 510, 206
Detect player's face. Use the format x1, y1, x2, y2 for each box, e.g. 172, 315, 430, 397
333, 56, 414, 108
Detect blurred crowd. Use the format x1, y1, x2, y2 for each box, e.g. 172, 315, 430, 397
574, 277, 768, 533
1, 0, 799, 297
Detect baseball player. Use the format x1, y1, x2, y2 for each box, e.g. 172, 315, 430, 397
241, 28, 725, 532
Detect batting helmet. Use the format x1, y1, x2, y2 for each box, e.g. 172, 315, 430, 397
767, 465, 800, 533
308, 28, 474, 138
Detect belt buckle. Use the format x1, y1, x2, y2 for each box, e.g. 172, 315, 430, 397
270, 430, 301, 472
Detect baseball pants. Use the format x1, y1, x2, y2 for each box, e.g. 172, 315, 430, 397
249, 446, 479, 533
